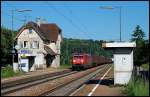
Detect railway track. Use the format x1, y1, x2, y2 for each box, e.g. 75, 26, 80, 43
70, 65, 113, 96
1, 64, 111, 96
69, 67, 113, 96
41, 64, 112, 96
1, 69, 77, 95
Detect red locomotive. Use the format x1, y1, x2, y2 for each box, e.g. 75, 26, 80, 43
72, 53, 112, 70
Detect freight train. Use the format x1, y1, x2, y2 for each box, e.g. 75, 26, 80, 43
72, 53, 112, 70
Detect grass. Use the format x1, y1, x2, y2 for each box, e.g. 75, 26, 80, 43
60, 64, 71, 69
124, 77, 149, 96
1, 65, 25, 78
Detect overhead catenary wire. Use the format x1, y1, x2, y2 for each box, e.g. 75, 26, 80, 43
63, 3, 93, 39
63, 3, 94, 55
44, 2, 94, 54
3, 2, 34, 24
44, 2, 90, 38
44, 2, 95, 64
1, 11, 25, 23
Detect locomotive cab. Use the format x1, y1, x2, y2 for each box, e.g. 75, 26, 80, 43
72, 54, 92, 70
73, 55, 84, 65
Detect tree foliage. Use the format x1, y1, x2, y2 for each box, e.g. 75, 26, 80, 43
60, 38, 113, 65
131, 25, 145, 42
131, 25, 149, 66
1, 26, 17, 66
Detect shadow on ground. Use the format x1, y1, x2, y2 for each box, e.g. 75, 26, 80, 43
85, 78, 114, 86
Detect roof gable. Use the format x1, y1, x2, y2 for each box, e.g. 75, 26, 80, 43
15, 21, 62, 42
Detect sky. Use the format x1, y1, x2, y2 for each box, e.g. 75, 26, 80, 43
1, 1, 149, 41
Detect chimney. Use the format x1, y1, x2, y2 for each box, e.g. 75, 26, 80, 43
41, 19, 47, 24
36, 18, 41, 27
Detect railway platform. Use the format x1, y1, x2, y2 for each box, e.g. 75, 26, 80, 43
71, 66, 125, 96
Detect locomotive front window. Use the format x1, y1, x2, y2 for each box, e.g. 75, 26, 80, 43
74, 56, 83, 59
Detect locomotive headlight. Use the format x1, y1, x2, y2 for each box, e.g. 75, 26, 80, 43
81, 59, 84, 63
73, 60, 76, 63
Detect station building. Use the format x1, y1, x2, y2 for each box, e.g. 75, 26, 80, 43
13, 20, 62, 72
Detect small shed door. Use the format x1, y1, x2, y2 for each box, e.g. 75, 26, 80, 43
20, 58, 29, 72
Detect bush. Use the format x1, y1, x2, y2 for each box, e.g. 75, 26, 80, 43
124, 77, 149, 96
141, 63, 149, 70
1, 65, 15, 78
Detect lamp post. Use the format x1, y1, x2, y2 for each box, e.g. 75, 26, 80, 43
11, 9, 32, 67
100, 6, 122, 42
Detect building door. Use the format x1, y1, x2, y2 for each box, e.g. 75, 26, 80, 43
45, 54, 55, 67
28, 56, 35, 70
20, 58, 29, 72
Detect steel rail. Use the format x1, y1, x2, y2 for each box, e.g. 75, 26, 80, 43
41, 64, 111, 96
1, 70, 77, 95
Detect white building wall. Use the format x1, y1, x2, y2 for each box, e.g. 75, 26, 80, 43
51, 57, 56, 68
56, 34, 61, 67
13, 63, 19, 72
16, 28, 46, 71
114, 48, 133, 84
48, 43, 57, 53
114, 72, 132, 84
48, 34, 62, 68
34, 54, 46, 68
49, 55, 60, 68
56, 34, 61, 54
15, 27, 62, 71
17, 29, 45, 52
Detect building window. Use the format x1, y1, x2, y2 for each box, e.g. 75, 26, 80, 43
20, 41, 23, 48
30, 42, 33, 48
32, 41, 39, 49
51, 40, 55, 43
24, 41, 28, 48
29, 28, 32, 34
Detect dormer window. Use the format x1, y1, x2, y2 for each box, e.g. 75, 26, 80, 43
29, 28, 32, 34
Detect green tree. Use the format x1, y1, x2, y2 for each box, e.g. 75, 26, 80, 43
131, 25, 147, 66
1, 26, 17, 66
131, 25, 145, 41
60, 38, 112, 66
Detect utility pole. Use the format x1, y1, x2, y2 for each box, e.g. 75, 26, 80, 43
11, 9, 32, 66
66, 39, 68, 64
119, 7, 122, 42
23, 16, 27, 25
17, 9, 32, 25
12, 10, 14, 66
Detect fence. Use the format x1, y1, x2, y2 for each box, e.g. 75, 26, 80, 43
133, 66, 149, 82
